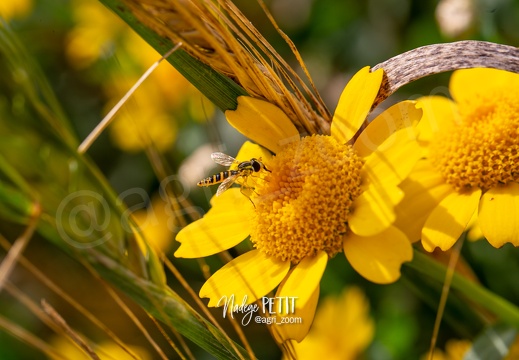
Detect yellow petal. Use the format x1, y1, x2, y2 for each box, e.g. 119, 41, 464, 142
331, 67, 383, 144
349, 183, 403, 237
175, 188, 252, 258
478, 183, 519, 247
415, 96, 458, 143
276, 251, 327, 310
394, 160, 453, 242
344, 225, 413, 284
259, 253, 326, 343
199, 250, 290, 306
362, 128, 423, 188
354, 100, 422, 158
234, 141, 273, 168
450, 68, 519, 105
273, 284, 320, 343
422, 188, 482, 252
225, 96, 300, 154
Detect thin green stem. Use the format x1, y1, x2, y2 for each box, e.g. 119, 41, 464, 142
406, 249, 519, 327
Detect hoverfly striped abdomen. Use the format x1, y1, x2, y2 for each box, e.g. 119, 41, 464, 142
197, 170, 240, 187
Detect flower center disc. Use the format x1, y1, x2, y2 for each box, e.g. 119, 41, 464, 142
430, 89, 519, 191
250, 135, 363, 264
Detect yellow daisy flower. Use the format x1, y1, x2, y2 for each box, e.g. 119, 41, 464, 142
285, 287, 374, 360
394, 68, 519, 251
176, 67, 422, 341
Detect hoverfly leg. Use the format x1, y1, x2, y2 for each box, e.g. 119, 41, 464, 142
248, 197, 256, 209
240, 184, 255, 198
240, 185, 256, 208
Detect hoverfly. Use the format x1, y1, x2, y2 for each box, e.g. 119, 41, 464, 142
197, 152, 270, 197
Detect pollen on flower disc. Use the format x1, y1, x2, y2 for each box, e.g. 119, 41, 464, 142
250, 135, 363, 264
430, 89, 519, 191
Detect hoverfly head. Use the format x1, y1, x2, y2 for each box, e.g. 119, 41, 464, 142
251, 158, 262, 172
252, 157, 271, 173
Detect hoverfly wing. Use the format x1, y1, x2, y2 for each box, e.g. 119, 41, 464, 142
216, 174, 238, 196
211, 152, 238, 167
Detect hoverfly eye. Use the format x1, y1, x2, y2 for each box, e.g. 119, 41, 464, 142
252, 160, 262, 172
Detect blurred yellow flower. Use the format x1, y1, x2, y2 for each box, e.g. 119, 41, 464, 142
0, 0, 33, 20
132, 194, 175, 252
423, 339, 471, 360
395, 68, 519, 251
286, 287, 374, 360
505, 335, 519, 360
50, 336, 151, 360
67, 0, 214, 152
66, 0, 126, 68
121, 31, 198, 110
106, 77, 178, 153
175, 67, 422, 341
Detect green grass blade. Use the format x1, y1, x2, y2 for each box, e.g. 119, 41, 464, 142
0, 23, 250, 359
98, 0, 248, 112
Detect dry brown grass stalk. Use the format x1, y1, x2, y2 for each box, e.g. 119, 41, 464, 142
120, 0, 331, 134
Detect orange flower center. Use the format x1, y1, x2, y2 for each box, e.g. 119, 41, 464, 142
430, 88, 519, 191
250, 135, 363, 264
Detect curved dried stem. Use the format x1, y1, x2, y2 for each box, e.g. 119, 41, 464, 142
372, 41, 519, 107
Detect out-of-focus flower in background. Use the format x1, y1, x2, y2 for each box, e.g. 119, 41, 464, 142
132, 194, 176, 253
0, 0, 33, 21
423, 339, 471, 360
287, 287, 374, 360
66, 0, 213, 153
66, 0, 126, 69
50, 336, 151, 360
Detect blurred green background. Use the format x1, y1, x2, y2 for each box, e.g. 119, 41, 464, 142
1, 0, 519, 359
